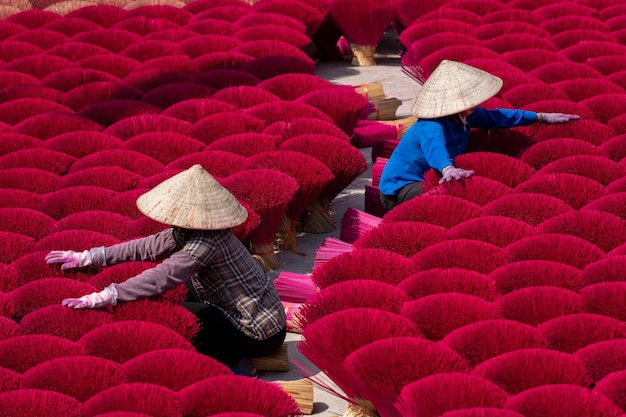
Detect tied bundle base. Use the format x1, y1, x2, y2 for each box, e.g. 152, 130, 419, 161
301, 198, 337, 234
349, 42, 377, 66
343, 402, 379, 417
354, 81, 386, 101
276, 217, 301, 253
249, 242, 281, 272
275, 379, 315, 415
366, 98, 402, 121
249, 343, 290, 372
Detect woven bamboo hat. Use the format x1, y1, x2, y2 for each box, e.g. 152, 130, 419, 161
136, 164, 248, 230
411, 59, 503, 119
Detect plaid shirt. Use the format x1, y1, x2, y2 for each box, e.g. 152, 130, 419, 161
98, 228, 286, 340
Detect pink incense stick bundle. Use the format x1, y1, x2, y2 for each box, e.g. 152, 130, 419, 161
489, 259, 585, 295
371, 157, 387, 187
446, 216, 538, 248
103, 114, 192, 141
536, 155, 626, 187
382, 194, 481, 229
327, 0, 393, 66
257, 73, 334, 101
574, 339, 626, 384
82, 382, 183, 417
0, 365, 20, 393
19, 304, 113, 342
281, 300, 303, 333
0, 389, 82, 417
581, 281, 626, 322
351, 120, 399, 148
263, 116, 351, 142
274, 271, 318, 303
538, 313, 626, 354
519, 138, 604, 171
354, 220, 447, 258
595, 369, 626, 412
0, 148, 76, 176
598, 134, 626, 162
422, 176, 512, 207
0, 315, 22, 341
313, 237, 354, 269
472, 348, 592, 395
399, 268, 499, 302
211, 86, 281, 109
0, 333, 86, 373
339, 207, 382, 244
480, 193, 574, 227
160, 98, 237, 123
20, 355, 126, 403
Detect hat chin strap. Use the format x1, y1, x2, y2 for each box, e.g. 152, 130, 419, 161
459, 114, 469, 132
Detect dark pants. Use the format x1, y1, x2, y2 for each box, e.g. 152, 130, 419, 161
380, 181, 423, 211
181, 288, 286, 367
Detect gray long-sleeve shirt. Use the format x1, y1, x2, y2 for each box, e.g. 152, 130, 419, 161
91, 228, 286, 340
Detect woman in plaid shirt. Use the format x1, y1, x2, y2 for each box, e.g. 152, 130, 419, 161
46, 165, 286, 370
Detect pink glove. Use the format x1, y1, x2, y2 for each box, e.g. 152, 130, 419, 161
62, 285, 117, 309
45, 250, 92, 270
538, 113, 580, 124
439, 166, 475, 184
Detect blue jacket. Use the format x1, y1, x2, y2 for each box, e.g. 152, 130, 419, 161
379, 108, 537, 196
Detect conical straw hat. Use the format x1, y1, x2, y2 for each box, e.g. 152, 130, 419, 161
411, 60, 503, 119
136, 164, 248, 230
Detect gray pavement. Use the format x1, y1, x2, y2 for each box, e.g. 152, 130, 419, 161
258, 54, 419, 416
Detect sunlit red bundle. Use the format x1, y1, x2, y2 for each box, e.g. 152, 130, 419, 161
574, 339, 626, 385
0, 389, 82, 417
3, 54, 73, 80
442, 319, 548, 368
0, 231, 33, 264
189, 5, 255, 23
598, 134, 626, 162
14, 112, 103, 139
20, 355, 125, 402
490, 259, 584, 296
77, 54, 140, 79
535, 209, 626, 253
112, 19, 181, 38
472, 20, 549, 41
120, 68, 190, 93
280, 134, 366, 233
19, 302, 112, 342
81, 382, 183, 417
0, 333, 86, 373
298, 308, 421, 403
119, 132, 204, 166
419, 44, 500, 75
244, 150, 333, 252
500, 82, 569, 109
0, 148, 76, 175
160, 98, 236, 123
538, 313, 626, 354
480, 192, 573, 227
402, 292, 500, 341
210, 86, 281, 109
411, 239, 507, 275
64, 4, 127, 28
503, 384, 622, 417
472, 348, 592, 395
219, 168, 297, 270
397, 373, 509, 417
0, 313, 22, 340
182, 0, 252, 14
187, 112, 265, 144
191, 69, 261, 90
519, 138, 604, 171
262, 116, 350, 142
581, 281, 626, 322
0, 98, 69, 126
139, 82, 215, 110
295, 279, 408, 330
179, 375, 300, 417
422, 175, 512, 207
582, 192, 626, 221
44, 210, 135, 242
0, 167, 59, 195
482, 32, 557, 55
0, 207, 54, 240
528, 61, 604, 84
256, 73, 333, 101
183, 18, 238, 36
234, 24, 311, 50
133, 54, 199, 76
448, 215, 536, 248
252, 0, 325, 37
512, 173, 608, 210
399, 268, 499, 301
382, 194, 482, 229
71, 28, 141, 53
353, 220, 446, 258
0, 85, 62, 108
244, 100, 334, 127
501, 48, 566, 72
99, 188, 147, 220
345, 336, 470, 417
496, 286, 587, 327
0, 363, 20, 393
79, 320, 195, 364
311, 247, 414, 289
165, 150, 246, 178
400, 19, 474, 50
192, 51, 254, 72
38, 187, 119, 221
122, 348, 231, 391
62, 82, 142, 112
68, 149, 164, 177
594, 370, 626, 413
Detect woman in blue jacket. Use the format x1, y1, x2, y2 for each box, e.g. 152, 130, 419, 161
379, 59, 580, 211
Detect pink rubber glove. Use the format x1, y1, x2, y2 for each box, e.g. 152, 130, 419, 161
539, 113, 580, 124
45, 250, 92, 270
62, 285, 117, 309
439, 166, 475, 184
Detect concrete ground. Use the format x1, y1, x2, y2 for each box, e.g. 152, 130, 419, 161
258, 43, 419, 416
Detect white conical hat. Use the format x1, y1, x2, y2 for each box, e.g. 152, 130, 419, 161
411, 60, 503, 119
136, 164, 248, 230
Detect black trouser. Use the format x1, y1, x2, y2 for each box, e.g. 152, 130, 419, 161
380, 181, 423, 211
180, 302, 286, 367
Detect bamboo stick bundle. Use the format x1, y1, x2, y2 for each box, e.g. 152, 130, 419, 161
366, 98, 402, 121
379, 116, 418, 139
249, 343, 289, 372
274, 379, 314, 415
353, 81, 385, 101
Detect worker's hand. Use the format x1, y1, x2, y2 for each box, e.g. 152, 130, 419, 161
439, 166, 475, 184
45, 250, 92, 270
539, 113, 580, 124
62, 286, 117, 309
